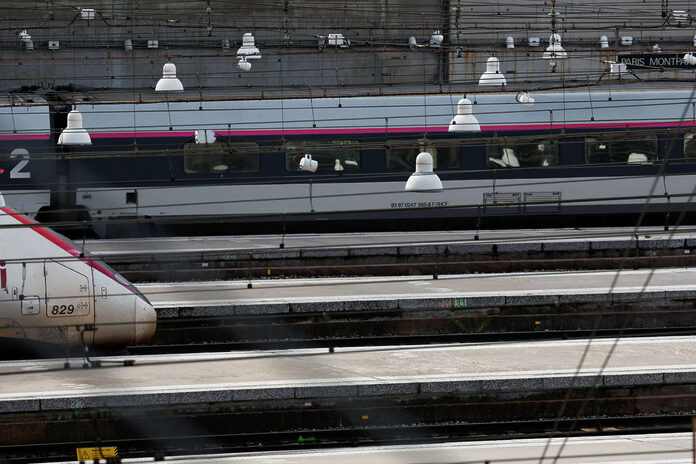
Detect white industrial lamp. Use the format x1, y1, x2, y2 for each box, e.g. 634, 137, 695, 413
405, 152, 442, 191
299, 154, 318, 173
430, 30, 443, 47
237, 56, 252, 72
18, 30, 33, 51
156, 62, 184, 91
58, 110, 92, 145
448, 98, 480, 132
542, 33, 567, 59
237, 33, 261, 60
478, 57, 506, 86
515, 91, 535, 108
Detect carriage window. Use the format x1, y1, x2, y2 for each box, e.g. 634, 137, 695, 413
684, 134, 696, 159
285, 140, 360, 172
585, 135, 658, 164
486, 139, 559, 168
183, 142, 260, 173
386, 138, 460, 170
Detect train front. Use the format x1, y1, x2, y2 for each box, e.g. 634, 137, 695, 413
0, 192, 156, 348
88, 259, 157, 346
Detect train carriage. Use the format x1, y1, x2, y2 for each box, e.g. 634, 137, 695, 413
1, 88, 696, 236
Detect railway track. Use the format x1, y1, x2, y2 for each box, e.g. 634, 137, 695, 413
129, 298, 696, 354
3, 405, 694, 462
105, 237, 696, 282
129, 327, 696, 354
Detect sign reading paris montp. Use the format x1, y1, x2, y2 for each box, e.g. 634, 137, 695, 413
617, 53, 695, 69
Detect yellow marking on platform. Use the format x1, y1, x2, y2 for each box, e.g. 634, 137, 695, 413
76, 446, 118, 461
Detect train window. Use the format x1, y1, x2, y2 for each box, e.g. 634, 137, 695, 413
386, 138, 460, 170
285, 140, 360, 172
486, 139, 559, 168
183, 142, 260, 174
585, 135, 658, 164
684, 134, 696, 159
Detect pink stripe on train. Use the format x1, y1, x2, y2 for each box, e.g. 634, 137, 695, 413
4, 120, 692, 141
0, 207, 134, 295
90, 131, 195, 139
0, 134, 50, 141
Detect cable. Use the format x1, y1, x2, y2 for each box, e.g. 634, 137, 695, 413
537, 74, 696, 464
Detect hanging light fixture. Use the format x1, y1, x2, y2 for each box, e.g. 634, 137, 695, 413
542, 33, 567, 59
515, 91, 535, 108
599, 36, 609, 49
429, 30, 444, 47
237, 33, 261, 60
155, 62, 184, 91
235, 33, 261, 71
18, 29, 33, 51
448, 98, 480, 132
478, 57, 506, 86
405, 152, 442, 191
58, 110, 91, 145
237, 56, 252, 72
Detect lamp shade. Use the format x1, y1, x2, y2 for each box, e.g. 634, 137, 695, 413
448, 98, 480, 132
543, 34, 567, 59
479, 57, 506, 86
155, 62, 184, 91
57, 110, 91, 145
237, 57, 252, 71
405, 152, 442, 191
237, 33, 261, 59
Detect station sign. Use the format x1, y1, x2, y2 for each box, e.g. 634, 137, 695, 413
617, 53, 694, 69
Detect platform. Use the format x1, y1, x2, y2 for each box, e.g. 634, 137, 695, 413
2, 337, 696, 411
117, 433, 694, 464
84, 226, 696, 281
139, 267, 696, 317
84, 227, 696, 256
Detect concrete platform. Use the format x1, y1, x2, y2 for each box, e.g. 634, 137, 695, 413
84, 227, 696, 257
83, 226, 696, 282
3, 337, 696, 412
139, 267, 696, 317
112, 433, 694, 464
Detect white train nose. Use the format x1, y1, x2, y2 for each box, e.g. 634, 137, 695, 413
134, 298, 157, 344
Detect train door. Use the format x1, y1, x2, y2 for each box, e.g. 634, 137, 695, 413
90, 262, 136, 345
0, 261, 41, 340
43, 259, 94, 345
18, 261, 43, 316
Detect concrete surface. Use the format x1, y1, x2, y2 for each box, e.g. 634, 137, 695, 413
108, 433, 694, 464
138, 268, 696, 314
3, 337, 696, 412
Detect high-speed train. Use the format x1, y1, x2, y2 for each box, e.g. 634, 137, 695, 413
0, 191, 156, 348
2, 86, 696, 236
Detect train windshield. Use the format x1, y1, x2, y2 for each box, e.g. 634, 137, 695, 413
101, 260, 150, 303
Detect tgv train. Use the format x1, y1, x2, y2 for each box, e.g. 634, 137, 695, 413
0, 192, 156, 347
2, 87, 696, 236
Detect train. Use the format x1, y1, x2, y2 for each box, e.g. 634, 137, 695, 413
0, 191, 156, 349
1, 86, 696, 237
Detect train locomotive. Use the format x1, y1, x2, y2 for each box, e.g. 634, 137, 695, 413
0, 191, 156, 348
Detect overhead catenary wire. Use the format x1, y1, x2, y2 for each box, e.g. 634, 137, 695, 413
4, 2, 696, 460
537, 70, 696, 464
